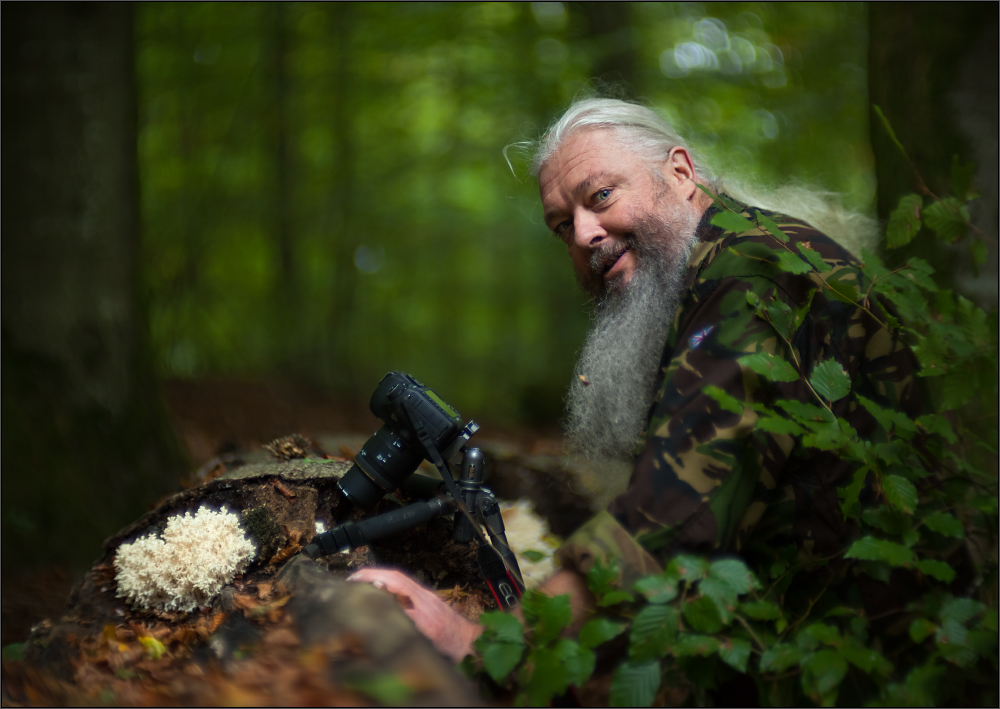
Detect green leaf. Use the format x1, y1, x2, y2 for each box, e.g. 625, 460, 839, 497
922, 511, 965, 539
902, 257, 938, 292
671, 634, 720, 657
138, 635, 166, 660
667, 555, 710, 581
801, 648, 848, 705
521, 591, 572, 646
923, 198, 969, 243
886, 193, 923, 249
699, 578, 738, 622
801, 622, 841, 646
703, 385, 744, 416
682, 595, 724, 634
940, 597, 984, 625
858, 395, 917, 438
756, 416, 806, 435
844, 536, 915, 567
718, 638, 751, 673
809, 359, 851, 402
754, 210, 789, 243
938, 638, 977, 668
554, 639, 595, 688
862, 506, 910, 536
1, 643, 25, 662
838, 466, 868, 519
476, 641, 525, 682
521, 549, 546, 563
759, 643, 803, 673
708, 558, 759, 595
609, 660, 661, 708
763, 296, 796, 340
882, 474, 918, 514
774, 249, 814, 275
840, 639, 889, 675
711, 210, 755, 233
916, 559, 956, 583
740, 600, 783, 621
479, 611, 525, 645
826, 278, 859, 305
803, 418, 854, 451
629, 605, 678, 662
740, 352, 800, 383
579, 617, 628, 650
345, 672, 412, 705
521, 645, 572, 705
598, 589, 635, 607
586, 557, 618, 596
909, 618, 938, 643
633, 574, 679, 604
797, 241, 832, 272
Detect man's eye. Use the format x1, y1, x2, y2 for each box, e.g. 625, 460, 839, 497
554, 220, 572, 235
594, 188, 612, 202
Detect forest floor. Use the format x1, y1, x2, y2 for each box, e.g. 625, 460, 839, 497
2, 378, 567, 649
3, 381, 601, 705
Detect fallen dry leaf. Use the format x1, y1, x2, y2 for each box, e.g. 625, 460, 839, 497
267, 544, 301, 566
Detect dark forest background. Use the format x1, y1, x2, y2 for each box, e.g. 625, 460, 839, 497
2, 1, 997, 628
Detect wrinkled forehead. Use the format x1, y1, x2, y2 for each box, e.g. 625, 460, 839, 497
539, 126, 626, 174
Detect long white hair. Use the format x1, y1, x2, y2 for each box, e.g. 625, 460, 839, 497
529, 98, 877, 257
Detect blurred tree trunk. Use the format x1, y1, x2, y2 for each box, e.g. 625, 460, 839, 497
1, 2, 187, 576
868, 3, 998, 304
570, 2, 638, 91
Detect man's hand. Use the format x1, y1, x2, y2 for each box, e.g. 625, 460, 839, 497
347, 568, 483, 663
349, 566, 597, 664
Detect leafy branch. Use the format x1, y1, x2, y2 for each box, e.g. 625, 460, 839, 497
470, 134, 997, 709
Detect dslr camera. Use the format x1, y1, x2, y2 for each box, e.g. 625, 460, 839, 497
336, 371, 479, 510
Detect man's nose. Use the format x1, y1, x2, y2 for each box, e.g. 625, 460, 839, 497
572, 209, 606, 249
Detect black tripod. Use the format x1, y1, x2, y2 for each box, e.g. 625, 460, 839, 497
303, 447, 525, 610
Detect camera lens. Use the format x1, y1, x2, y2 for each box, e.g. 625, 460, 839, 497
337, 425, 424, 510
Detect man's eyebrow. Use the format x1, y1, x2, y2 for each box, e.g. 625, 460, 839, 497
544, 171, 617, 226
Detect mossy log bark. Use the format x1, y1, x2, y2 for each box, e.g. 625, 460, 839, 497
3, 459, 482, 706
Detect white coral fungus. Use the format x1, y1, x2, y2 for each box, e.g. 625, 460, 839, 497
114, 506, 256, 613
499, 499, 561, 590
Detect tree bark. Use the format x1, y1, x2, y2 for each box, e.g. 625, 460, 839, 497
868, 3, 998, 303
1, 2, 187, 575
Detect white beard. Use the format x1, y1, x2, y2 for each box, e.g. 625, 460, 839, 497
564, 206, 699, 462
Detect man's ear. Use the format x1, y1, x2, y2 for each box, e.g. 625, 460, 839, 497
661, 147, 698, 199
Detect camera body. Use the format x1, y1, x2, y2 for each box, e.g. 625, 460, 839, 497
337, 371, 478, 510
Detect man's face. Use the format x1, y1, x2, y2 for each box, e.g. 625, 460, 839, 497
539, 128, 696, 298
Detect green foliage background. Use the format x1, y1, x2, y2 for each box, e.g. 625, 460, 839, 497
136, 2, 875, 422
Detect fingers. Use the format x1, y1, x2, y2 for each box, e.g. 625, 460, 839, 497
347, 568, 429, 599
347, 567, 483, 662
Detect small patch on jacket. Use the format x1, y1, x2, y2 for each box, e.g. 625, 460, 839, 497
689, 325, 715, 350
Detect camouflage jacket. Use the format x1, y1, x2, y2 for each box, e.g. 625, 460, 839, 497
557, 200, 926, 601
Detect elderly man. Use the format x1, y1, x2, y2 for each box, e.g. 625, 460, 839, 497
350, 98, 923, 662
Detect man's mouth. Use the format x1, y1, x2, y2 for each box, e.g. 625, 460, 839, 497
594, 245, 630, 280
